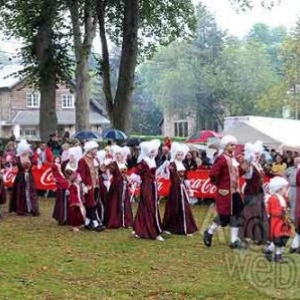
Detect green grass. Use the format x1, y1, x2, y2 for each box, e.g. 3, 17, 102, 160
1, 198, 300, 299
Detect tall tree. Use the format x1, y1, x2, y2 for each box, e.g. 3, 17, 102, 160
0, 0, 72, 141
96, 0, 195, 132
68, 0, 96, 131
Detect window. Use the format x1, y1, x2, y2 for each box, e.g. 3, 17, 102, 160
20, 128, 36, 136
62, 94, 74, 108
26, 92, 40, 108
174, 121, 188, 137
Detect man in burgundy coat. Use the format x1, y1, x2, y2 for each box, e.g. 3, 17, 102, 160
77, 141, 105, 232
203, 135, 247, 249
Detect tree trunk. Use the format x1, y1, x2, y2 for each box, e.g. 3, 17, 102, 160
70, 0, 96, 131
113, 0, 139, 132
36, 0, 58, 141
97, 0, 139, 132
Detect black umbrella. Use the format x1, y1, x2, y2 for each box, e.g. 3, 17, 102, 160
126, 138, 142, 147
72, 130, 102, 141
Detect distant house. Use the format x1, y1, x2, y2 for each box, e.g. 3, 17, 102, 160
0, 64, 110, 139
160, 109, 197, 138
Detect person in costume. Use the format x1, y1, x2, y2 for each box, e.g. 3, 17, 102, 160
52, 155, 70, 225
131, 139, 164, 241
162, 142, 198, 236
77, 141, 105, 232
289, 157, 300, 253
105, 145, 133, 229
68, 171, 86, 232
265, 176, 291, 263
0, 155, 6, 218
240, 141, 268, 245
203, 135, 248, 249
9, 140, 39, 216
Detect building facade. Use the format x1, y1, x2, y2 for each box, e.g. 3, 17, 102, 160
0, 65, 110, 139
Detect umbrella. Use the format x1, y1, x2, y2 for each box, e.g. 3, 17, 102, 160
126, 138, 142, 147
72, 130, 102, 141
103, 129, 127, 140
186, 130, 222, 144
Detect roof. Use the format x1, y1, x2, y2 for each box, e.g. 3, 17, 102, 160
11, 110, 110, 126
224, 115, 300, 148
0, 64, 25, 89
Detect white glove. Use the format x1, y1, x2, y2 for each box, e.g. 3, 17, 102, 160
162, 160, 170, 168
82, 186, 89, 194
65, 190, 70, 196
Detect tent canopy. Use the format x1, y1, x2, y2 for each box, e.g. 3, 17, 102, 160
223, 116, 300, 150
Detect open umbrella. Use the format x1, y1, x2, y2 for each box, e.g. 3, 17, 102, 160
72, 130, 102, 141
103, 129, 127, 140
126, 138, 142, 147
186, 130, 222, 144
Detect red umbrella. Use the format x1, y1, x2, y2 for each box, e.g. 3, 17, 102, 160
186, 130, 222, 144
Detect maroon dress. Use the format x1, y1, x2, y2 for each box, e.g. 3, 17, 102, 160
9, 156, 39, 216
52, 163, 70, 225
97, 172, 108, 223
163, 162, 198, 235
105, 162, 133, 228
133, 161, 163, 239
69, 183, 85, 227
0, 159, 6, 205
240, 165, 268, 244
294, 169, 300, 232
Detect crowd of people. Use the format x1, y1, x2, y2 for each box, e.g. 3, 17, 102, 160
0, 131, 300, 263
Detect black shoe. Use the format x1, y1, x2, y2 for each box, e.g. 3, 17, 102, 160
94, 225, 106, 232
203, 229, 213, 247
264, 250, 273, 262
275, 254, 288, 264
230, 240, 247, 250
84, 223, 94, 230
289, 247, 300, 254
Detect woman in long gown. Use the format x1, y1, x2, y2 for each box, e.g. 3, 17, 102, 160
0, 155, 6, 218
105, 145, 133, 229
132, 139, 164, 241
240, 141, 268, 244
163, 142, 198, 236
9, 139, 39, 216
52, 156, 70, 225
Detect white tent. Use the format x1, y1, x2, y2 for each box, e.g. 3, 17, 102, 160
223, 116, 300, 150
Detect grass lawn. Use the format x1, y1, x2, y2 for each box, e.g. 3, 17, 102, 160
1, 197, 300, 300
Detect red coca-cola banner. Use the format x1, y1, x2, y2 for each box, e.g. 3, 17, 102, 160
2, 165, 270, 198
2, 165, 56, 190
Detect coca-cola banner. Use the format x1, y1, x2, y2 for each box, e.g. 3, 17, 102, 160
2, 165, 270, 198
3, 165, 56, 190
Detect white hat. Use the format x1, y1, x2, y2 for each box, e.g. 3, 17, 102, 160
253, 140, 264, 155
66, 146, 83, 172
244, 142, 255, 163
170, 142, 189, 161
220, 135, 237, 149
84, 141, 99, 154
97, 150, 106, 165
138, 139, 161, 162
16, 139, 31, 156
269, 176, 288, 194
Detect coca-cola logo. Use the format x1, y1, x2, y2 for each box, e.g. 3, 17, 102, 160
190, 178, 217, 195
2, 167, 18, 184
40, 168, 55, 186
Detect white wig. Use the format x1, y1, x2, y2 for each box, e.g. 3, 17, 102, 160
269, 176, 288, 194
170, 142, 189, 161
16, 139, 31, 156
220, 135, 237, 149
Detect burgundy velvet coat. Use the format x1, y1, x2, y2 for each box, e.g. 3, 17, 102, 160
77, 156, 98, 208
210, 153, 243, 215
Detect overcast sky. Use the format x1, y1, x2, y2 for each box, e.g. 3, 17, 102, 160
195, 0, 300, 36
1, 0, 300, 56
